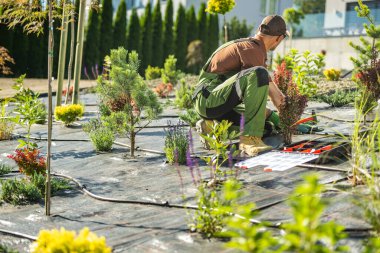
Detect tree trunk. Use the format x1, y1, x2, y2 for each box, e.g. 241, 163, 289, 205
72, 0, 86, 104
283, 128, 293, 145
130, 130, 135, 157
223, 15, 228, 43
56, 0, 68, 106
45, 0, 54, 216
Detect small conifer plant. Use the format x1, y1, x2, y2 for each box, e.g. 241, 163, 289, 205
97, 47, 162, 157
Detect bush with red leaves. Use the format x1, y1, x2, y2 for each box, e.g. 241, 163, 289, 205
153, 83, 173, 98
274, 62, 308, 144
7, 148, 46, 177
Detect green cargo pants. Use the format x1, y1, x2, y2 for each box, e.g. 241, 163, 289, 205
194, 66, 269, 137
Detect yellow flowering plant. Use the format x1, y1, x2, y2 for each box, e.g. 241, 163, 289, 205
31, 227, 112, 253
206, 0, 235, 15
54, 104, 84, 126
206, 0, 236, 42
323, 68, 341, 81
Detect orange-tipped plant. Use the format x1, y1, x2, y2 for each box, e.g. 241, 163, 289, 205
274, 61, 308, 144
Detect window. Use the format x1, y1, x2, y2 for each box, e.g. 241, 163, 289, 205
345, 0, 380, 35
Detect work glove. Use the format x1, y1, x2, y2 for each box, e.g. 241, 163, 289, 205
296, 123, 324, 134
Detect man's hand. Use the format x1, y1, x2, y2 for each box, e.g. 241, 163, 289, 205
268, 81, 285, 111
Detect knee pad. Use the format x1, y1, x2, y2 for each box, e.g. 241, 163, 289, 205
255, 68, 269, 87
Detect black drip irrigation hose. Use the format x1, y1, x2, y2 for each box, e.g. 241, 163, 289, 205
0, 170, 374, 241
52, 172, 197, 210
0, 228, 37, 241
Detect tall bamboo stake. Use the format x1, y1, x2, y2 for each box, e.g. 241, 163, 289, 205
65, 1, 75, 104
45, 0, 54, 216
72, 0, 86, 104
223, 15, 228, 42
56, 0, 69, 106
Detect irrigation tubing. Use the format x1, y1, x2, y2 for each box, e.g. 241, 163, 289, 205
0, 171, 374, 241
0, 228, 37, 241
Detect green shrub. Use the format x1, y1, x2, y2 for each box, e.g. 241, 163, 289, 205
179, 109, 200, 127
190, 183, 226, 238
280, 175, 348, 252
54, 104, 84, 126
145, 65, 162, 80
161, 55, 178, 84
0, 99, 14, 140
31, 173, 72, 196
0, 173, 71, 205
174, 78, 195, 109
282, 49, 325, 97
1, 178, 42, 205
316, 90, 356, 107
89, 127, 115, 152
35, 103, 47, 124
220, 179, 277, 252
323, 68, 341, 81
0, 244, 18, 253
12, 75, 47, 147
0, 163, 12, 176
164, 122, 188, 164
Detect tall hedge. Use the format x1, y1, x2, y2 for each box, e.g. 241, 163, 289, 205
113, 0, 127, 48
186, 5, 198, 45
83, 5, 100, 74
207, 14, 219, 58
99, 0, 114, 65
162, 0, 174, 61
140, 1, 153, 72
28, 33, 44, 78
174, 4, 187, 71
151, 0, 163, 67
127, 8, 141, 54
197, 2, 208, 58
12, 26, 29, 76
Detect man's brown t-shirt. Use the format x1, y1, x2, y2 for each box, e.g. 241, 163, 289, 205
207, 38, 268, 75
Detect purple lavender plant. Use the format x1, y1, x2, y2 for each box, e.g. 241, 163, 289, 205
84, 66, 90, 80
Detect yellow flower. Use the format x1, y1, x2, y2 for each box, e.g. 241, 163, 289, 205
54, 104, 84, 126
206, 0, 235, 14
31, 227, 112, 253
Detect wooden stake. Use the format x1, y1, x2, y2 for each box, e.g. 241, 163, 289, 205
72, 0, 86, 104
45, 0, 54, 216
56, 0, 69, 106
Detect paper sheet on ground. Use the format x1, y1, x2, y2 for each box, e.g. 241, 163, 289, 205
235, 151, 319, 171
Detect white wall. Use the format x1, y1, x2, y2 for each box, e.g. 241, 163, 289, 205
274, 36, 364, 71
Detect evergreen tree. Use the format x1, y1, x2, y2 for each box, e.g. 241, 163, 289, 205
0, 7, 14, 76
151, 0, 163, 67
197, 2, 208, 59
127, 8, 141, 54
207, 14, 219, 59
186, 5, 198, 46
227, 16, 253, 41
140, 1, 153, 72
174, 4, 187, 71
83, 5, 100, 75
162, 0, 174, 61
53, 12, 62, 78
113, 0, 127, 48
0, 7, 13, 53
99, 0, 114, 65
28, 33, 44, 78
12, 26, 29, 76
